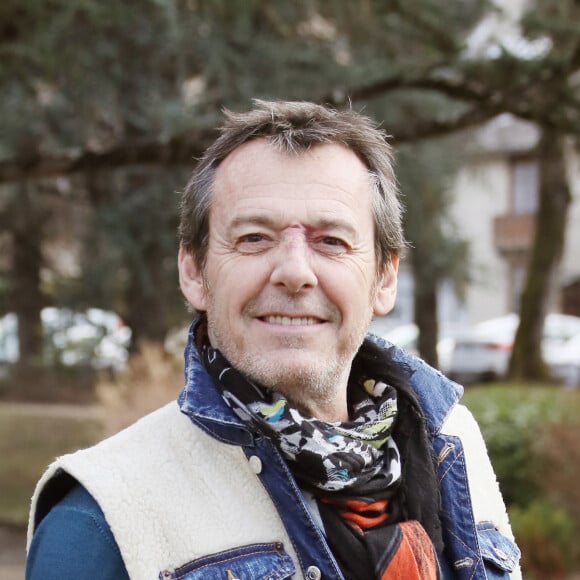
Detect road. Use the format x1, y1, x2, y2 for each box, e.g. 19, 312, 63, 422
0, 401, 102, 578
0, 525, 26, 577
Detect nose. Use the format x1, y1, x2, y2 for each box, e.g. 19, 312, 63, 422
269, 235, 318, 293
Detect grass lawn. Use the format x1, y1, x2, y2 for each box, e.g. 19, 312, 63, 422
0, 405, 101, 527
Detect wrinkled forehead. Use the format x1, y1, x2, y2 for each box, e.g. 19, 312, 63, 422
213, 138, 373, 198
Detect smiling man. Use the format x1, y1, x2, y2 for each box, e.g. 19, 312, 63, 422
179, 139, 395, 422
27, 100, 521, 580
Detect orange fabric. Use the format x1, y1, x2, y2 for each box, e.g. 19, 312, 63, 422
319, 497, 438, 578
380, 520, 438, 580
321, 498, 390, 531
341, 499, 389, 530
342, 510, 389, 529
341, 499, 388, 512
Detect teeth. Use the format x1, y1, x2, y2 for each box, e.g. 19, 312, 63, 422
264, 316, 319, 326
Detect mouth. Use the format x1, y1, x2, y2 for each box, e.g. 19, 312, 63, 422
259, 315, 324, 326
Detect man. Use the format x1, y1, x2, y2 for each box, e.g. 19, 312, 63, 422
27, 100, 521, 579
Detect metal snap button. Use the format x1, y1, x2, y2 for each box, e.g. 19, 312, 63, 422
248, 455, 262, 474
306, 565, 322, 579
454, 557, 474, 569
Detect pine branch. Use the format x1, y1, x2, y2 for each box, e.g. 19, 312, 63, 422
2, 59, 580, 184
325, 73, 491, 106
0, 129, 212, 184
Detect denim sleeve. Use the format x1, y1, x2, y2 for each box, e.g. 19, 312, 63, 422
26, 483, 129, 580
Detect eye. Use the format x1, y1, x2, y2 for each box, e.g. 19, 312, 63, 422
317, 236, 350, 254
321, 236, 346, 247
242, 233, 266, 243
236, 232, 273, 253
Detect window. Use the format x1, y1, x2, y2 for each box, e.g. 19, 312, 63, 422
511, 159, 539, 214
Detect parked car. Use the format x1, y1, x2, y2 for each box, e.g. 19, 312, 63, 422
0, 307, 131, 371
375, 323, 455, 372
377, 323, 420, 354
545, 331, 580, 388
446, 313, 580, 383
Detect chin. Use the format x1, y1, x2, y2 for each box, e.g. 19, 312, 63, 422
245, 358, 344, 400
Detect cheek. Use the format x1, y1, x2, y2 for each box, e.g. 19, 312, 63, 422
212, 253, 269, 281
207, 263, 262, 311
230, 258, 275, 295
322, 261, 376, 301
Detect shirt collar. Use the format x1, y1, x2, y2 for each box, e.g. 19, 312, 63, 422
178, 320, 254, 446
366, 333, 463, 436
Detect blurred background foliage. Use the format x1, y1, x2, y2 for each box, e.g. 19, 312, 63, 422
2, 1, 580, 576
463, 386, 580, 577
2, 0, 580, 375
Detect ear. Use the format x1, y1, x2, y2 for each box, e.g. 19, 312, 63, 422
373, 255, 399, 316
178, 246, 208, 311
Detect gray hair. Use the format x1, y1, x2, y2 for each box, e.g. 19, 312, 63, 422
179, 99, 405, 271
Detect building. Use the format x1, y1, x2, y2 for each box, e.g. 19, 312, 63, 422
448, 114, 580, 327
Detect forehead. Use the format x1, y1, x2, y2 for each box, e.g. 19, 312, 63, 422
212, 139, 373, 210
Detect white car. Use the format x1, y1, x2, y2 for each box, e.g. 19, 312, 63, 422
446, 313, 580, 383
545, 331, 580, 388
375, 323, 455, 372
376, 323, 421, 355
0, 307, 131, 370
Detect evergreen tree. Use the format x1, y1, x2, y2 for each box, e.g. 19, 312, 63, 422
397, 139, 470, 366
2, 0, 579, 379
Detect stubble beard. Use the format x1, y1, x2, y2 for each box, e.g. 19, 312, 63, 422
232, 344, 352, 416
206, 308, 373, 418
203, 273, 381, 418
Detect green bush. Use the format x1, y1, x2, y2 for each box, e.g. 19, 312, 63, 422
462, 385, 580, 506
463, 385, 580, 576
509, 498, 578, 579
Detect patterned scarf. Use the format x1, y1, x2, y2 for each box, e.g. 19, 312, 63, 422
201, 336, 441, 579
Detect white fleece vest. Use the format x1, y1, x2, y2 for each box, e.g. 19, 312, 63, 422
29, 401, 520, 579
28, 402, 303, 579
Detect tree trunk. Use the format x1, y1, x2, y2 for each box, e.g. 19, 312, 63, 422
411, 234, 440, 367
507, 131, 571, 382
124, 242, 170, 350
9, 186, 48, 367
414, 282, 439, 368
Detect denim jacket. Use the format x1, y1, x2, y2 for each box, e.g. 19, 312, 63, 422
28, 330, 520, 579
176, 332, 520, 579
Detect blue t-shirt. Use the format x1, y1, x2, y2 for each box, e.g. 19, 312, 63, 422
26, 483, 129, 580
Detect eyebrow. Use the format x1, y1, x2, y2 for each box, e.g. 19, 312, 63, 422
229, 213, 276, 230
228, 212, 358, 237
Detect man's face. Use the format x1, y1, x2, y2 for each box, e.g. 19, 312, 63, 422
179, 139, 397, 419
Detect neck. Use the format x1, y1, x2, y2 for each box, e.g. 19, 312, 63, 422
284, 384, 350, 423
